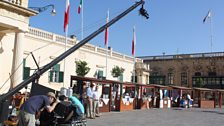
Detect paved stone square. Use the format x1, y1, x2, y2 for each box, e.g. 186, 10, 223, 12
87, 108, 224, 126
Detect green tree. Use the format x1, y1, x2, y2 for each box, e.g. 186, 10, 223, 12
195, 78, 203, 87
75, 60, 90, 77
111, 66, 125, 77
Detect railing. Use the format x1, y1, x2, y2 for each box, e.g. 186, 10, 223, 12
112, 52, 124, 59
135, 63, 150, 70
97, 48, 107, 54
82, 44, 95, 51
26, 27, 142, 63
139, 52, 224, 61
6, 0, 22, 6
28, 27, 53, 41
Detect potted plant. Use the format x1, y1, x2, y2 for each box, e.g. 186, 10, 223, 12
75, 60, 90, 77
111, 66, 125, 80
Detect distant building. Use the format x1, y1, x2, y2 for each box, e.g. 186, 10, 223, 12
138, 52, 224, 89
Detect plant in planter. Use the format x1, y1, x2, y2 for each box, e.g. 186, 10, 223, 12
111, 66, 125, 79
195, 77, 203, 87
75, 60, 90, 77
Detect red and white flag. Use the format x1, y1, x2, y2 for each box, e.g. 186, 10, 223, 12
105, 11, 109, 47
131, 27, 136, 57
78, 0, 83, 14
64, 0, 70, 32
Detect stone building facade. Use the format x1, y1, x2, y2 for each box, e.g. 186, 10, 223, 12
139, 52, 224, 89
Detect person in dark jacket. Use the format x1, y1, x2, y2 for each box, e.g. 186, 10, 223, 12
18, 92, 58, 126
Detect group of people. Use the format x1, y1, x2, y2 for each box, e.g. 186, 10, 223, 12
18, 92, 59, 126
17, 82, 101, 126
180, 93, 193, 108
84, 82, 100, 119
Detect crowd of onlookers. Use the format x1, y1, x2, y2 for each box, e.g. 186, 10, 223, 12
6, 83, 196, 126
82, 82, 101, 119
5, 82, 101, 126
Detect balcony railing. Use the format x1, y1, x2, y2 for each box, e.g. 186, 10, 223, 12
26, 27, 142, 63
6, 0, 22, 6
3, 0, 29, 7
139, 52, 224, 61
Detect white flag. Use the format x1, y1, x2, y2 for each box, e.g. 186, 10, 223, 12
203, 10, 211, 23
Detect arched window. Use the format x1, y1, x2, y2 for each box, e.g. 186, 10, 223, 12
168, 73, 174, 85
181, 72, 187, 86
208, 72, 216, 76
195, 72, 201, 76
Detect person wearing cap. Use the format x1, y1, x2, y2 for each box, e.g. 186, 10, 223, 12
18, 92, 59, 126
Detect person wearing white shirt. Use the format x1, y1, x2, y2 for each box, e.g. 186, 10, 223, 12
93, 85, 100, 117
86, 83, 94, 119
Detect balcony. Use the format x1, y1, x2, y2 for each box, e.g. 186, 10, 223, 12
3, 0, 28, 7
135, 62, 150, 71
0, 0, 37, 32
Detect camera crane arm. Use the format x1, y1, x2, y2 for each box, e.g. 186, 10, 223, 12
0, 0, 147, 103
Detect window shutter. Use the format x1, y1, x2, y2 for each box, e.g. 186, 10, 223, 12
49, 71, 53, 82
23, 67, 30, 80
119, 74, 123, 82
131, 76, 137, 83
59, 71, 64, 82
97, 70, 103, 79
53, 64, 60, 71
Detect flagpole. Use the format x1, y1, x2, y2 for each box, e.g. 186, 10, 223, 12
132, 26, 136, 83
64, 27, 68, 87
209, 10, 213, 53
63, 0, 69, 88
81, 0, 84, 40
105, 10, 109, 79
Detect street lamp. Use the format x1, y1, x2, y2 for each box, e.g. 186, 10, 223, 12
29, 4, 56, 16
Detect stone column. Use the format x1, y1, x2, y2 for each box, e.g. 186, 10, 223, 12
10, 32, 24, 89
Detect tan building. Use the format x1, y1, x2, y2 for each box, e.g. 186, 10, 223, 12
139, 52, 224, 89
0, 0, 139, 94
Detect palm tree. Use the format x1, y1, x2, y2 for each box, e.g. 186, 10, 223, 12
75, 60, 90, 77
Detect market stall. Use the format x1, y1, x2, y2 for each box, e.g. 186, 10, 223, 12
70, 76, 113, 112
151, 84, 172, 108
137, 84, 155, 109
113, 82, 136, 111
170, 86, 193, 107
193, 88, 216, 108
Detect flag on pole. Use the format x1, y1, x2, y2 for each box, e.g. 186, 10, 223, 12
78, 0, 83, 14
131, 27, 136, 57
203, 10, 211, 23
64, 0, 70, 32
105, 10, 109, 46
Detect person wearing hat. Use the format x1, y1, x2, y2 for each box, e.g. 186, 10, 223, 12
18, 92, 59, 126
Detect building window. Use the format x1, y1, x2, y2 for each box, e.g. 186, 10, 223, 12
208, 72, 216, 76
118, 74, 123, 82
192, 77, 204, 87
149, 76, 165, 85
168, 73, 174, 85
23, 59, 30, 80
195, 72, 201, 76
97, 70, 105, 80
181, 72, 187, 86
131, 76, 137, 83
193, 77, 223, 88
49, 64, 64, 83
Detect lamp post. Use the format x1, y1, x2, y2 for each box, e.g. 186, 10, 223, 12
29, 4, 56, 16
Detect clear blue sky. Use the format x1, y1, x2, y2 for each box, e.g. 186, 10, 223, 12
29, 0, 224, 57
